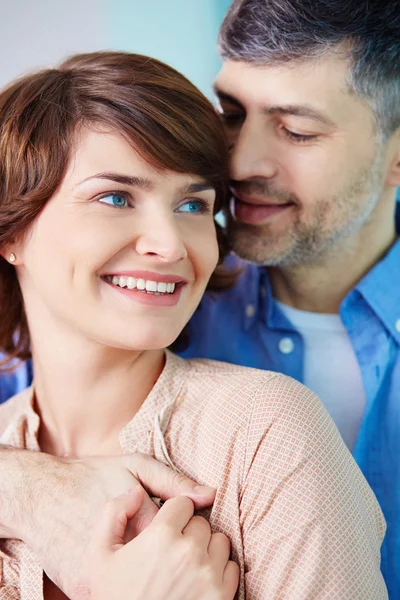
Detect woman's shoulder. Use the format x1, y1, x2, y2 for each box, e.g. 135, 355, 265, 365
177, 354, 328, 435
184, 356, 321, 407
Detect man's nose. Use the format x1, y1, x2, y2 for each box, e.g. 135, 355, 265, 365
134, 214, 187, 263
229, 118, 278, 182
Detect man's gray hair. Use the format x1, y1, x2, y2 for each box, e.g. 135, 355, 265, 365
219, 0, 400, 139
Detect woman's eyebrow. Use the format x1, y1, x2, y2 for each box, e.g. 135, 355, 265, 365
75, 172, 155, 191
183, 182, 215, 194
74, 173, 215, 194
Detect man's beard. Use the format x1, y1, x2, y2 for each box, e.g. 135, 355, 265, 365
227, 153, 385, 268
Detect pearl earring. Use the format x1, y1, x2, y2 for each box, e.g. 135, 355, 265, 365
9, 253, 16, 263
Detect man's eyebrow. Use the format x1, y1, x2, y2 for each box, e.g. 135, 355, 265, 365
75, 172, 214, 194
213, 88, 244, 110
213, 89, 334, 127
263, 104, 335, 127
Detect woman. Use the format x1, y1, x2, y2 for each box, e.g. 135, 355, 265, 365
0, 52, 387, 599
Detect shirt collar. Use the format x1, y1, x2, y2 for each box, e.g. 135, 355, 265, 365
0, 386, 40, 450
351, 202, 400, 344
119, 349, 188, 452
236, 261, 295, 332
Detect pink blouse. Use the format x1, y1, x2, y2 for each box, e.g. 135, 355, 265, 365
0, 351, 387, 598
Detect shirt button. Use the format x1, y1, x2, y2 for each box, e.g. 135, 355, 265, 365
395, 319, 400, 333
246, 304, 256, 318
279, 337, 294, 354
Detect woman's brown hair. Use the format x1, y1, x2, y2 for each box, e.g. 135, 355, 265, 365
0, 51, 235, 368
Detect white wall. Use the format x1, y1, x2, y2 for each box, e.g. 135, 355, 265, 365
0, 0, 108, 87
0, 0, 230, 97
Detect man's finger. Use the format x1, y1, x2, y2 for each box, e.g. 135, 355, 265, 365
91, 487, 145, 555
124, 453, 215, 508
149, 496, 195, 532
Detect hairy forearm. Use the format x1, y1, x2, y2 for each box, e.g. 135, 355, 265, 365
0, 445, 29, 537
0, 445, 66, 540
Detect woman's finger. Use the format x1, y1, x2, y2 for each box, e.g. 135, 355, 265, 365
223, 560, 240, 599
125, 488, 160, 540
91, 487, 145, 556
208, 531, 231, 570
182, 515, 212, 550
149, 495, 195, 533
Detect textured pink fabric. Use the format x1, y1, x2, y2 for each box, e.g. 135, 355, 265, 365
0, 351, 387, 598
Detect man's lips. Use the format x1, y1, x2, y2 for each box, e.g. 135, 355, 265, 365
231, 192, 294, 226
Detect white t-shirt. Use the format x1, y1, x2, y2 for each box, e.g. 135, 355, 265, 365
276, 301, 366, 451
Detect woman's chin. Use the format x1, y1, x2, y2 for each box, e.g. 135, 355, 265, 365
97, 330, 181, 353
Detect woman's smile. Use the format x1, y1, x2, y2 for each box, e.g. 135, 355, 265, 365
102, 270, 188, 308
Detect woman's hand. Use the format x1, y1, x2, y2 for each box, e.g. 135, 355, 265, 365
89, 488, 240, 600
0, 447, 216, 599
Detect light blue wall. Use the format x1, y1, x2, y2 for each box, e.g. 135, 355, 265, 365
107, 0, 231, 99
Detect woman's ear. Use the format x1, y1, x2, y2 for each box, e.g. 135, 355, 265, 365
0, 248, 21, 265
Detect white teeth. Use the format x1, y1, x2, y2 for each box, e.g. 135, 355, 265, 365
146, 280, 158, 292
127, 276, 137, 290
106, 275, 177, 294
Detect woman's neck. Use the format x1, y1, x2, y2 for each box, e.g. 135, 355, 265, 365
31, 332, 165, 457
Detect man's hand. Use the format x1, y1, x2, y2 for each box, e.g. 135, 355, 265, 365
0, 447, 215, 599
89, 489, 239, 600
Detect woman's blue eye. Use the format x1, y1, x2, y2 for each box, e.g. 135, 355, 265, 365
178, 200, 203, 213
98, 193, 128, 208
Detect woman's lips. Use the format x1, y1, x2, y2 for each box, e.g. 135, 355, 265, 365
232, 197, 294, 225
103, 278, 184, 307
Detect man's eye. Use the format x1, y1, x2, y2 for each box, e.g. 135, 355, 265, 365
283, 128, 318, 143
98, 193, 129, 208
177, 199, 210, 214
219, 112, 245, 126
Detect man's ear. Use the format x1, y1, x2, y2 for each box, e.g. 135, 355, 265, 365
385, 128, 400, 188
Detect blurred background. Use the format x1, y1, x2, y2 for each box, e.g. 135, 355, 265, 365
0, 0, 232, 98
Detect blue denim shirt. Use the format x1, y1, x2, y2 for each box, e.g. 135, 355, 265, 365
0, 359, 33, 405
1, 202, 399, 596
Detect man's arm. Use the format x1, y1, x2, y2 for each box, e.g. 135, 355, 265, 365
0, 446, 215, 598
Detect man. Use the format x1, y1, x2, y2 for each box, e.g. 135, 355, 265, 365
182, 0, 400, 596
0, 0, 399, 596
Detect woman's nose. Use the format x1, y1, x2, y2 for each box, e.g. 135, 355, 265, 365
134, 216, 187, 263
